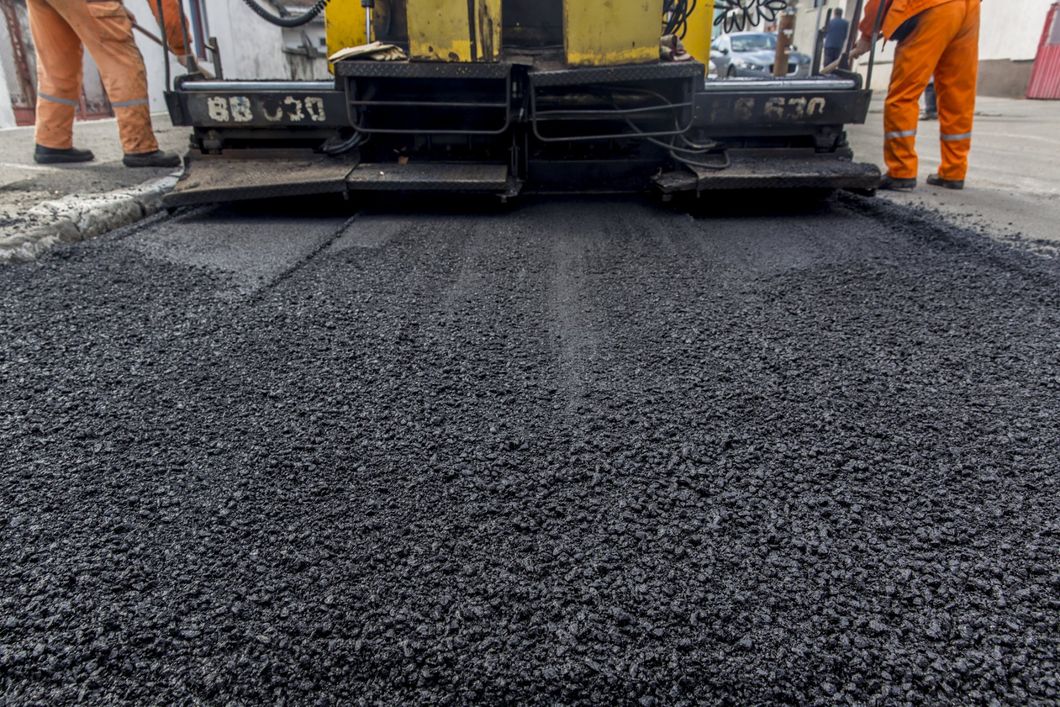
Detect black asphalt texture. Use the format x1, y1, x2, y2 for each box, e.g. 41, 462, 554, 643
1, 196, 1058, 704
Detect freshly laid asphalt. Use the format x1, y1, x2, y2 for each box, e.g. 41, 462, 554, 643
1, 195, 1057, 704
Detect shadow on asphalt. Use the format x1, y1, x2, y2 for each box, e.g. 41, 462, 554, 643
174, 188, 845, 223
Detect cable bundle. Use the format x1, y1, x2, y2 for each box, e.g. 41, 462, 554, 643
663, 0, 698, 39
607, 87, 731, 171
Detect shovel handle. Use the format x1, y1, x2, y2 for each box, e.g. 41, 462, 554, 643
821, 56, 845, 75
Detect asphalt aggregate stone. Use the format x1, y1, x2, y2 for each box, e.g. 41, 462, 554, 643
1, 196, 1058, 704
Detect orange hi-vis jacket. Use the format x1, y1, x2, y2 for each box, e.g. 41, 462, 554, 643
859, 0, 964, 40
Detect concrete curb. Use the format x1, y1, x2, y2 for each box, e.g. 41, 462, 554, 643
0, 172, 180, 264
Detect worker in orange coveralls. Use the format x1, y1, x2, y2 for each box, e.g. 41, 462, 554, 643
852, 0, 981, 191
28, 0, 185, 167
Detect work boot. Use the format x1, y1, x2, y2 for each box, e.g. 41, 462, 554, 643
123, 150, 182, 168
878, 174, 917, 192
927, 173, 964, 190
34, 145, 95, 164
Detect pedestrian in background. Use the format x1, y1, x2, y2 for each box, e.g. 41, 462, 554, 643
922, 78, 938, 120
823, 8, 850, 68
28, 0, 184, 167
852, 0, 981, 191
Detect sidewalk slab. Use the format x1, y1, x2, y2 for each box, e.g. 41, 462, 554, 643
0, 112, 187, 262
847, 96, 1060, 245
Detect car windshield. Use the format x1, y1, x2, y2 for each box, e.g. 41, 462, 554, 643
731, 34, 777, 52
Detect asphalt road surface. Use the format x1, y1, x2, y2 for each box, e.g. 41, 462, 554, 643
1, 195, 1058, 704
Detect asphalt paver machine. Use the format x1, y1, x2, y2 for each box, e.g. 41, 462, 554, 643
161, 0, 881, 206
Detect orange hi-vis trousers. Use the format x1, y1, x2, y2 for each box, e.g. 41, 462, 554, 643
884, 0, 980, 181
28, 0, 158, 154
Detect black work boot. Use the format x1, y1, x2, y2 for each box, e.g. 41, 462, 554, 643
34, 144, 95, 164
927, 173, 964, 190
122, 150, 182, 168
879, 174, 917, 192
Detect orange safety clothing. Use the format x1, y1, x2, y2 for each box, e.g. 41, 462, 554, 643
859, 0, 961, 41
147, 0, 189, 58
873, 0, 980, 181
28, 0, 158, 154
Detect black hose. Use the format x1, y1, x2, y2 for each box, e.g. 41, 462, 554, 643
322, 131, 367, 155
604, 86, 731, 171
664, 0, 694, 38
239, 0, 331, 28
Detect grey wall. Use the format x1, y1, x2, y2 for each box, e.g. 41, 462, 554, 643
977, 59, 1037, 99
0, 61, 13, 129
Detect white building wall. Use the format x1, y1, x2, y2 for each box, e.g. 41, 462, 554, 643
979, 0, 1053, 61
203, 1, 291, 80
0, 11, 20, 124
281, 19, 330, 80
281, 23, 327, 55
0, 60, 14, 129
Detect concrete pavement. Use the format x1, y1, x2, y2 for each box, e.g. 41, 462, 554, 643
847, 96, 1060, 246
0, 112, 186, 212
0, 113, 187, 262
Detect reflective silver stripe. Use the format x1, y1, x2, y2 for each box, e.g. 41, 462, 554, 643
884, 129, 917, 140
39, 92, 78, 107
941, 132, 972, 142
111, 98, 149, 108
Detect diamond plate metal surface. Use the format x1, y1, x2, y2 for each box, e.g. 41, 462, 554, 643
335, 61, 513, 80
165, 152, 358, 207
529, 62, 705, 87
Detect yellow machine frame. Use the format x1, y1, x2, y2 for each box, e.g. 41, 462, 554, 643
406, 0, 502, 62
325, 0, 367, 60
327, 0, 714, 67
563, 0, 664, 67
167, 0, 883, 205
683, 0, 715, 65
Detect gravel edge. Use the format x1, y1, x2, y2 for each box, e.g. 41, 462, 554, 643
0, 172, 180, 264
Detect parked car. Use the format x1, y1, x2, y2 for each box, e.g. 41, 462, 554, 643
711, 32, 812, 79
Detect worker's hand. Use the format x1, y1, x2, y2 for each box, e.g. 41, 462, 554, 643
850, 36, 873, 61
175, 55, 215, 79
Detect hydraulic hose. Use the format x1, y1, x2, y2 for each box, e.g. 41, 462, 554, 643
239, 0, 331, 28
664, 0, 697, 40
603, 86, 731, 171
